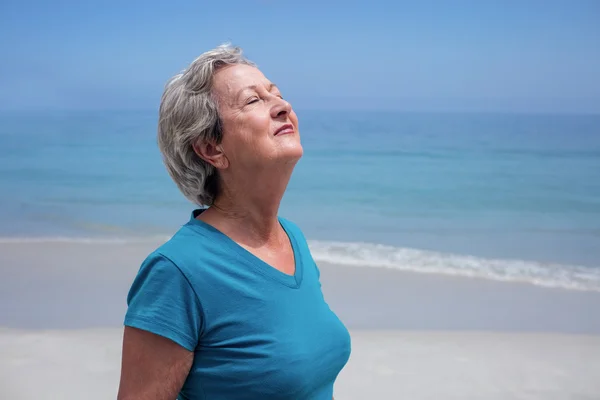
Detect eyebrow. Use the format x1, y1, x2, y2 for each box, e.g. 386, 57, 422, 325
236, 83, 279, 99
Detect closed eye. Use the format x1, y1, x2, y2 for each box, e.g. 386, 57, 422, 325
246, 97, 260, 105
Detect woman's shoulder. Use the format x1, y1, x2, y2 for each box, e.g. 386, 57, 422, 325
140, 222, 222, 273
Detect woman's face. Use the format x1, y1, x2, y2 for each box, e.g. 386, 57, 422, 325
211, 64, 303, 173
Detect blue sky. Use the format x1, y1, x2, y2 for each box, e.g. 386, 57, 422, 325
1, 0, 599, 113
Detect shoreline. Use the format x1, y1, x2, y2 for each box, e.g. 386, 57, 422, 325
1, 238, 598, 290
1, 241, 599, 333
319, 261, 600, 334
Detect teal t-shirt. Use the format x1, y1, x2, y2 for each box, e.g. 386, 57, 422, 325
124, 210, 351, 400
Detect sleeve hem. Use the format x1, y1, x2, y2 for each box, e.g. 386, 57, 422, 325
124, 314, 196, 352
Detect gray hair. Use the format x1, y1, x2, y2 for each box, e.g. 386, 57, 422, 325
157, 44, 255, 206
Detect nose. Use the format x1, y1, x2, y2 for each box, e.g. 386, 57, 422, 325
271, 97, 292, 119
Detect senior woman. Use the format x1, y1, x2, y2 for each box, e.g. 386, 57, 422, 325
117, 44, 351, 400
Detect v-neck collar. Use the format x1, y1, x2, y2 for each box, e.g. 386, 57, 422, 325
185, 209, 304, 289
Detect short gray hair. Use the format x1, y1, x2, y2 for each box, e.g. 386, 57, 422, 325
157, 44, 255, 206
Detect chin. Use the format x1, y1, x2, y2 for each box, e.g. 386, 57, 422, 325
286, 146, 304, 161
279, 143, 304, 163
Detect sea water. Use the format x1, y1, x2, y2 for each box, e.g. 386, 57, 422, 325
1, 110, 599, 291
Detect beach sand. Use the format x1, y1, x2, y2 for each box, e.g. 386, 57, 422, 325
1, 241, 600, 398
0, 328, 599, 399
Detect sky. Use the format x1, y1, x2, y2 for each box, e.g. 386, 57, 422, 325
0, 0, 599, 113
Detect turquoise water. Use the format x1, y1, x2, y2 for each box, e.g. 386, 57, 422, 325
1, 110, 599, 290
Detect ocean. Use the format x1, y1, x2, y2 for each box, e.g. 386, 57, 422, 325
1, 110, 599, 291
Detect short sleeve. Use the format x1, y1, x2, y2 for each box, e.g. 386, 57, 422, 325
124, 252, 203, 351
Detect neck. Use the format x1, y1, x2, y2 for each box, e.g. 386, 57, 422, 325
202, 165, 295, 243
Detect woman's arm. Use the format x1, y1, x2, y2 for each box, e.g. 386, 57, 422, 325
117, 326, 194, 400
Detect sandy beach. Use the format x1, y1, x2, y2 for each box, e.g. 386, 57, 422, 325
1, 241, 600, 399
1, 328, 599, 399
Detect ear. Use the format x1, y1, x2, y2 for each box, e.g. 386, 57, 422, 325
192, 140, 229, 170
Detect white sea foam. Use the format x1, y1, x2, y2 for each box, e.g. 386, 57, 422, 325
308, 241, 600, 292
1, 236, 598, 292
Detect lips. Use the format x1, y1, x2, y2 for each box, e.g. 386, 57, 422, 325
274, 124, 294, 136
